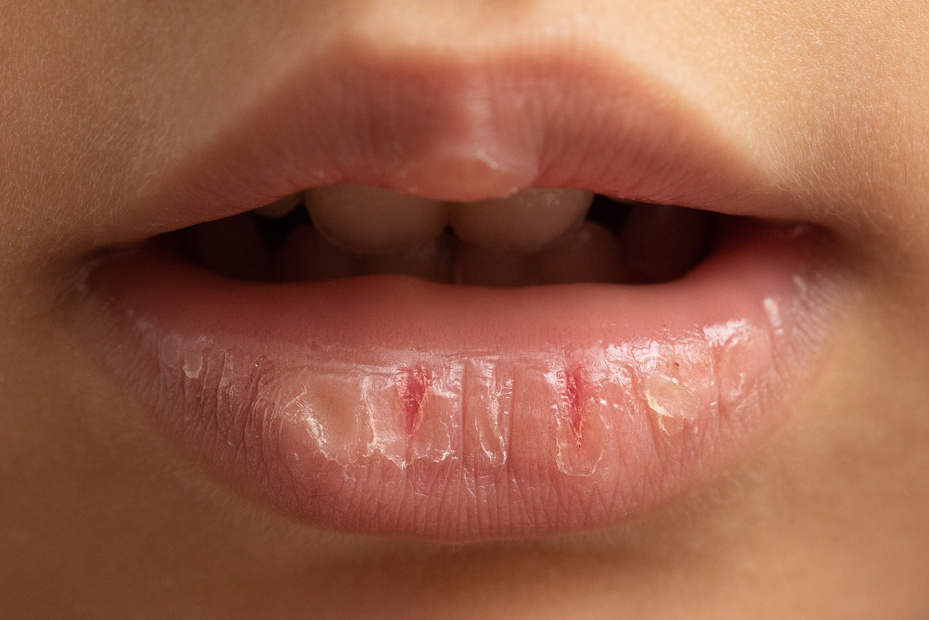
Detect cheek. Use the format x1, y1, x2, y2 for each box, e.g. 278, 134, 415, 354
0, 2, 286, 258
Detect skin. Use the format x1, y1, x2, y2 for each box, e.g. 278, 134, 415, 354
2, 1, 929, 617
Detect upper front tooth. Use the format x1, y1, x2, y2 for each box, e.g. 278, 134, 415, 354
253, 193, 302, 218
450, 189, 594, 252
305, 184, 448, 254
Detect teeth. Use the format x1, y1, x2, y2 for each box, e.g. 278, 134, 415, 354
253, 193, 302, 218
188, 185, 717, 286
620, 204, 712, 283
362, 234, 453, 283
450, 188, 593, 252
305, 184, 447, 255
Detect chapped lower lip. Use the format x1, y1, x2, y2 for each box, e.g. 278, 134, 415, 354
76, 218, 840, 541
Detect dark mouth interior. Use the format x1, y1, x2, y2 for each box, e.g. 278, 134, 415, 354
172, 193, 724, 286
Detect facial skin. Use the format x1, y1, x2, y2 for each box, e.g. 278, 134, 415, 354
2, 1, 929, 617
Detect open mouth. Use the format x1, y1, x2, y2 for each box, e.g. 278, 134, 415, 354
77, 43, 843, 542
180, 187, 715, 286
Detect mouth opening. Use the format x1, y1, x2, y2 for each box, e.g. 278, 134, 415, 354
175, 185, 724, 287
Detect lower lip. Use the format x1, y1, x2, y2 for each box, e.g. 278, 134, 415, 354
80, 219, 838, 541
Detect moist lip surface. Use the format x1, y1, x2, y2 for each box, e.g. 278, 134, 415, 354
77, 40, 842, 541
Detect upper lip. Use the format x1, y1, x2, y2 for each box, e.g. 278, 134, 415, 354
111, 30, 804, 249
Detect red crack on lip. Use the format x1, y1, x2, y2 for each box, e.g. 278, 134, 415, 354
397, 364, 433, 435
562, 366, 586, 448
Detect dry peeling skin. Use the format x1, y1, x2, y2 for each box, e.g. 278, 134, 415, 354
79, 221, 838, 540
124, 296, 814, 540
190, 318, 769, 478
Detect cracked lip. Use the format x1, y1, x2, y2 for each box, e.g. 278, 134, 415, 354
76, 37, 843, 541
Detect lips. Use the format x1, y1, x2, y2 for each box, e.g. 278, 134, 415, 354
76, 34, 844, 541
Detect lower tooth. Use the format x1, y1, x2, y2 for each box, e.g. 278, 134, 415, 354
184, 213, 270, 280
305, 184, 447, 254
450, 188, 594, 252
620, 204, 712, 283
534, 221, 623, 284
271, 224, 360, 281
362, 234, 453, 283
